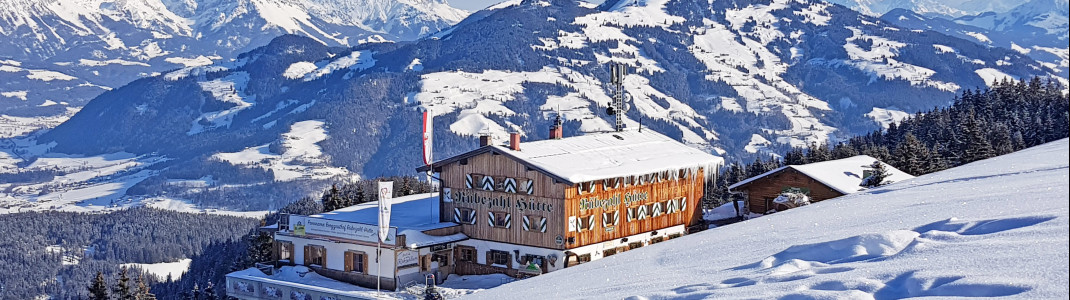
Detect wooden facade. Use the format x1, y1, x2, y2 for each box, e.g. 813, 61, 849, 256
563, 170, 704, 248
438, 150, 568, 249
734, 168, 843, 214
437, 148, 706, 250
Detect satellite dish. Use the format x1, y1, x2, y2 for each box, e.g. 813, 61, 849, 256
606, 106, 616, 116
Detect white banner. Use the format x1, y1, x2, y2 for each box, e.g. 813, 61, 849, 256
378, 181, 393, 243
289, 216, 396, 245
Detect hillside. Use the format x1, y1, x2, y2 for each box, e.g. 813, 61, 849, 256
3, 0, 1061, 212
465, 138, 1070, 299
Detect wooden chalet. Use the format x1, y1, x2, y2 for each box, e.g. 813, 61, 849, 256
418, 124, 722, 277
728, 155, 914, 214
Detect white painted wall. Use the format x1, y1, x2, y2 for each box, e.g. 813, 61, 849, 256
276, 234, 397, 278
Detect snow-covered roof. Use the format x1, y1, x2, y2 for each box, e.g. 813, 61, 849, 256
728, 155, 915, 194
425, 129, 723, 184
309, 193, 453, 232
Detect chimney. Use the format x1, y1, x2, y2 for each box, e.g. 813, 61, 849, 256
479, 135, 493, 147
549, 113, 564, 140
509, 132, 521, 151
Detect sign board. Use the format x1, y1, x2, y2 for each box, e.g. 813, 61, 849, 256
289, 216, 396, 245
397, 250, 420, 269
443, 188, 453, 203
379, 181, 394, 243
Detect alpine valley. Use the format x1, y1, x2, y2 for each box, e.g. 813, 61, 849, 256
1, 0, 1065, 213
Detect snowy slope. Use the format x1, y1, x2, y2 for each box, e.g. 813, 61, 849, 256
822, 0, 1026, 17
464, 139, 1070, 299
0, 0, 467, 118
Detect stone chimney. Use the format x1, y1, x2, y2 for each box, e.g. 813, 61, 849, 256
509, 132, 521, 151
479, 135, 493, 147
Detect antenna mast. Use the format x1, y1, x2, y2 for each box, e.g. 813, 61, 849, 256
608, 63, 628, 132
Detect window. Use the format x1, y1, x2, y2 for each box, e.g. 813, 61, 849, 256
602, 211, 619, 227
489, 250, 510, 266
603, 178, 620, 190
458, 247, 475, 262
629, 242, 644, 250
518, 178, 534, 195
604, 248, 618, 257
344, 251, 365, 273
669, 233, 682, 239
489, 211, 511, 228
278, 241, 293, 262
578, 254, 592, 263
523, 215, 547, 232
304, 245, 326, 267
454, 207, 476, 224
650, 236, 665, 244
573, 215, 594, 231
432, 253, 450, 267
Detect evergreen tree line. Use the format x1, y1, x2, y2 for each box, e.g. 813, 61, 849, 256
321, 176, 435, 212
87, 267, 156, 300
0, 208, 259, 299
704, 78, 1069, 211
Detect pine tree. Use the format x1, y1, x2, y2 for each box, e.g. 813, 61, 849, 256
861, 161, 890, 188
203, 282, 216, 300
88, 272, 109, 300
114, 267, 135, 300
962, 110, 994, 163
893, 133, 930, 176
831, 142, 859, 159
247, 231, 274, 265
322, 184, 344, 212
135, 275, 157, 300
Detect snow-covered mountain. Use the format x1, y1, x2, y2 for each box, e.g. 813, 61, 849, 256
1, 0, 1059, 212
822, 0, 1026, 17
0, 0, 467, 120
882, 0, 1069, 78
464, 138, 1070, 299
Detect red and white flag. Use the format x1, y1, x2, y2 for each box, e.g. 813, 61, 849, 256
422, 111, 434, 165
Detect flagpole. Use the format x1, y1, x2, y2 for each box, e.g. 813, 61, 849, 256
376, 239, 381, 295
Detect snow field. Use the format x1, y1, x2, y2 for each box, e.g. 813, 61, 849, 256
213, 120, 350, 182
121, 259, 193, 281
464, 139, 1070, 299
865, 107, 911, 128
188, 72, 256, 135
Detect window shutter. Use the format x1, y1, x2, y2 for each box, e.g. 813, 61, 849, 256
453, 208, 461, 223
522, 215, 531, 231
504, 213, 512, 229
465, 174, 474, 189
539, 217, 547, 232
468, 209, 477, 225
488, 211, 496, 227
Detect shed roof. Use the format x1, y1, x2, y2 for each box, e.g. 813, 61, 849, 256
420, 129, 723, 185
728, 155, 915, 194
